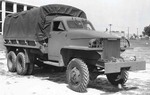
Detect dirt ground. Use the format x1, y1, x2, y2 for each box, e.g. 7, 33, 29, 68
0, 45, 150, 95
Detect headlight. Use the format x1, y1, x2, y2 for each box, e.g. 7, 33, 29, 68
89, 39, 103, 48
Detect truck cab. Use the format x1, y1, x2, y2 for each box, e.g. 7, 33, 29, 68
44, 16, 123, 67
46, 16, 95, 61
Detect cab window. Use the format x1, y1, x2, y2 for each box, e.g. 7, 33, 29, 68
53, 21, 65, 31
67, 20, 94, 30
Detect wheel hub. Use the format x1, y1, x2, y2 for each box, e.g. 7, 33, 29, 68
115, 75, 122, 81
70, 67, 81, 85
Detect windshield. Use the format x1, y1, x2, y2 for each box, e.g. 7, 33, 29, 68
67, 19, 95, 30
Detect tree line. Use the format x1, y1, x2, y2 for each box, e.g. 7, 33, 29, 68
143, 25, 150, 36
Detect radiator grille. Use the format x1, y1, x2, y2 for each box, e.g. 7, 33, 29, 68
102, 39, 120, 60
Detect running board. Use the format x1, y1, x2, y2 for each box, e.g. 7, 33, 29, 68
37, 58, 62, 67
43, 61, 60, 67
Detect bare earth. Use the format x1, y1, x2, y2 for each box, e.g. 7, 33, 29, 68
0, 47, 150, 95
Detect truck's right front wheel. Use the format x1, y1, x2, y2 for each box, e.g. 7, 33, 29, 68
66, 58, 89, 92
106, 69, 128, 86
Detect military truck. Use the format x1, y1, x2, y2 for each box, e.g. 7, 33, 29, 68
3, 4, 145, 92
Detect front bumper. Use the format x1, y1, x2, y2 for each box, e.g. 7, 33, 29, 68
104, 61, 146, 74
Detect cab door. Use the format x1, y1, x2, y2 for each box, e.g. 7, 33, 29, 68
48, 21, 68, 61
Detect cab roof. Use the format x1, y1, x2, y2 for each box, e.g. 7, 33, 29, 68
46, 16, 87, 21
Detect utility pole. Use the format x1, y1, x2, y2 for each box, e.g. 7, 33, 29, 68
109, 24, 112, 34
128, 27, 129, 39
137, 28, 138, 38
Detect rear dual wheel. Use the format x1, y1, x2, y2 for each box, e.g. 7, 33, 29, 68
16, 52, 34, 75
16, 52, 28, 75
7, 51, 34, 75
7, 51, 17, 72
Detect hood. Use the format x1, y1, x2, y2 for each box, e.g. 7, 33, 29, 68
67, 30, 121, 39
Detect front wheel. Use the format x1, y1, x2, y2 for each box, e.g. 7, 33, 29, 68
106, 69, 128, 86
66, 58, 89, 92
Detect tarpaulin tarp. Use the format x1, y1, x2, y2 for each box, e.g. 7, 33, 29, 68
3, 4, 87, 41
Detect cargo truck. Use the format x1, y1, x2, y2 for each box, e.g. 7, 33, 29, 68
3, 4, 146, 92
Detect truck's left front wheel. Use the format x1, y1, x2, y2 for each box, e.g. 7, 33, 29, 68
66, 58, 89, 92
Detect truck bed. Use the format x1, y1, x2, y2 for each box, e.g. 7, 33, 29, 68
4, 38, 40, 49
3, 4, 86, 42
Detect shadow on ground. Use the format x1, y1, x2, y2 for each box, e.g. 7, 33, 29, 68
33, 66, 67, 84
88, 77, 138, 94
32, 66, 138, 93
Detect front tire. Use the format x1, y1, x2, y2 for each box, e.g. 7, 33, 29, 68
16, 52, 28, 75
66, 58, 89, 92
106, 69, 128, 86
7, 51, 17, 72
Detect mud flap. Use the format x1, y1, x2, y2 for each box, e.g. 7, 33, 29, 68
104, 61, 146, 74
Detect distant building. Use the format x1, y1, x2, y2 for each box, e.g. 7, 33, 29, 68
0, 0, 37, 34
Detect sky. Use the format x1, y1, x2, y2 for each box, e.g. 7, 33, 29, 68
10, 0, 150, 35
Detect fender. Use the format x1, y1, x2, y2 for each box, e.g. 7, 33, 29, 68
60, 46, 102, 66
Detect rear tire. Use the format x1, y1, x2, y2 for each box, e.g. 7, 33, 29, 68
27, 62, 34, 75
7, 51, 16, 72
26, 53, 35, 75
106, 69, 128, 86
66, 58, 89, 92
16, 52, 28, 75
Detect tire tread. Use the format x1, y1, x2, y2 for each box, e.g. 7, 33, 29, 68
67, 58, 89, 92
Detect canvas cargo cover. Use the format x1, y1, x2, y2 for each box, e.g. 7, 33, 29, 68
3, 4, 87, 41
